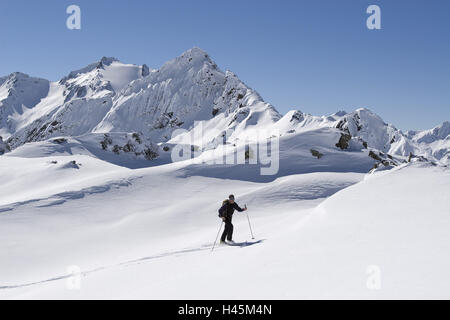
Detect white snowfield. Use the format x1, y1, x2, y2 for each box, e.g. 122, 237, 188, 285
0, 147, 448, 299
0, 48, 449, 299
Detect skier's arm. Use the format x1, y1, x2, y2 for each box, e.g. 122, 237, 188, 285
234, 203, 246, 212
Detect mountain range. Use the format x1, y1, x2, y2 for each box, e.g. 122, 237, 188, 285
0, 47, 448, 167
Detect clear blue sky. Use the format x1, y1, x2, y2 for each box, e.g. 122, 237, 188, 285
0, 0, 449, 130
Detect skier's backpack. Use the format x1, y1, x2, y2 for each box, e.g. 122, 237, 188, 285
218, 200, 229, 218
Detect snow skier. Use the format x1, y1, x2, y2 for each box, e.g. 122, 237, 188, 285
218, 195, 247, 245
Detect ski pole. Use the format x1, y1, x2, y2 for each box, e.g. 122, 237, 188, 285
211, 221, 224, 253
245, 205, 255, 239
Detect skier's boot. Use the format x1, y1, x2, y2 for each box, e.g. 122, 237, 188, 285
220, 240, 227, 245
227, 240, 236, 245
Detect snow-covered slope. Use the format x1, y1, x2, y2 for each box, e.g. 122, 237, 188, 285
0, 154, 130, 208
0, 155, 448, 299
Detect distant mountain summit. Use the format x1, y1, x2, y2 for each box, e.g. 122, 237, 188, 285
0, 72, 50, 137
4, 47, 280, 151
0, 48, 448, 166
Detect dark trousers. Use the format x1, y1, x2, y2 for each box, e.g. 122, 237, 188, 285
221, 220, 234, 242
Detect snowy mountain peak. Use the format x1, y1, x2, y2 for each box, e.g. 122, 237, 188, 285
5, 72, 30, 81
180, 47, 213, 63
1, 72, 48, 91
92, 47, 281, 143
410, 121, 450, 144
98, 56, 120, 67
60, 56, 134, 85
333, 110, 348, 117
353, 108, 386, 123
333, 108, 405, 154
156, 47, 220, 80
0, 72, 50, 138
425, 121, 449, 140
59, 57, 150, 101
0, 73, 49, 107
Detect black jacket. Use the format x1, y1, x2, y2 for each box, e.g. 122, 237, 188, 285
219, 201, 244, 220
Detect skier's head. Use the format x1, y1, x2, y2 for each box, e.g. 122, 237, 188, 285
229, 195, 235, 204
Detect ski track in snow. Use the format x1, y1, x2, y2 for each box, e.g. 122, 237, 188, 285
0, 240, 264, 290
0, 167, 363, 296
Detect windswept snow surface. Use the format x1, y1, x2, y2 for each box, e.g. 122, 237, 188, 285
0, 149, 448, 299
0, 155, 131, 208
